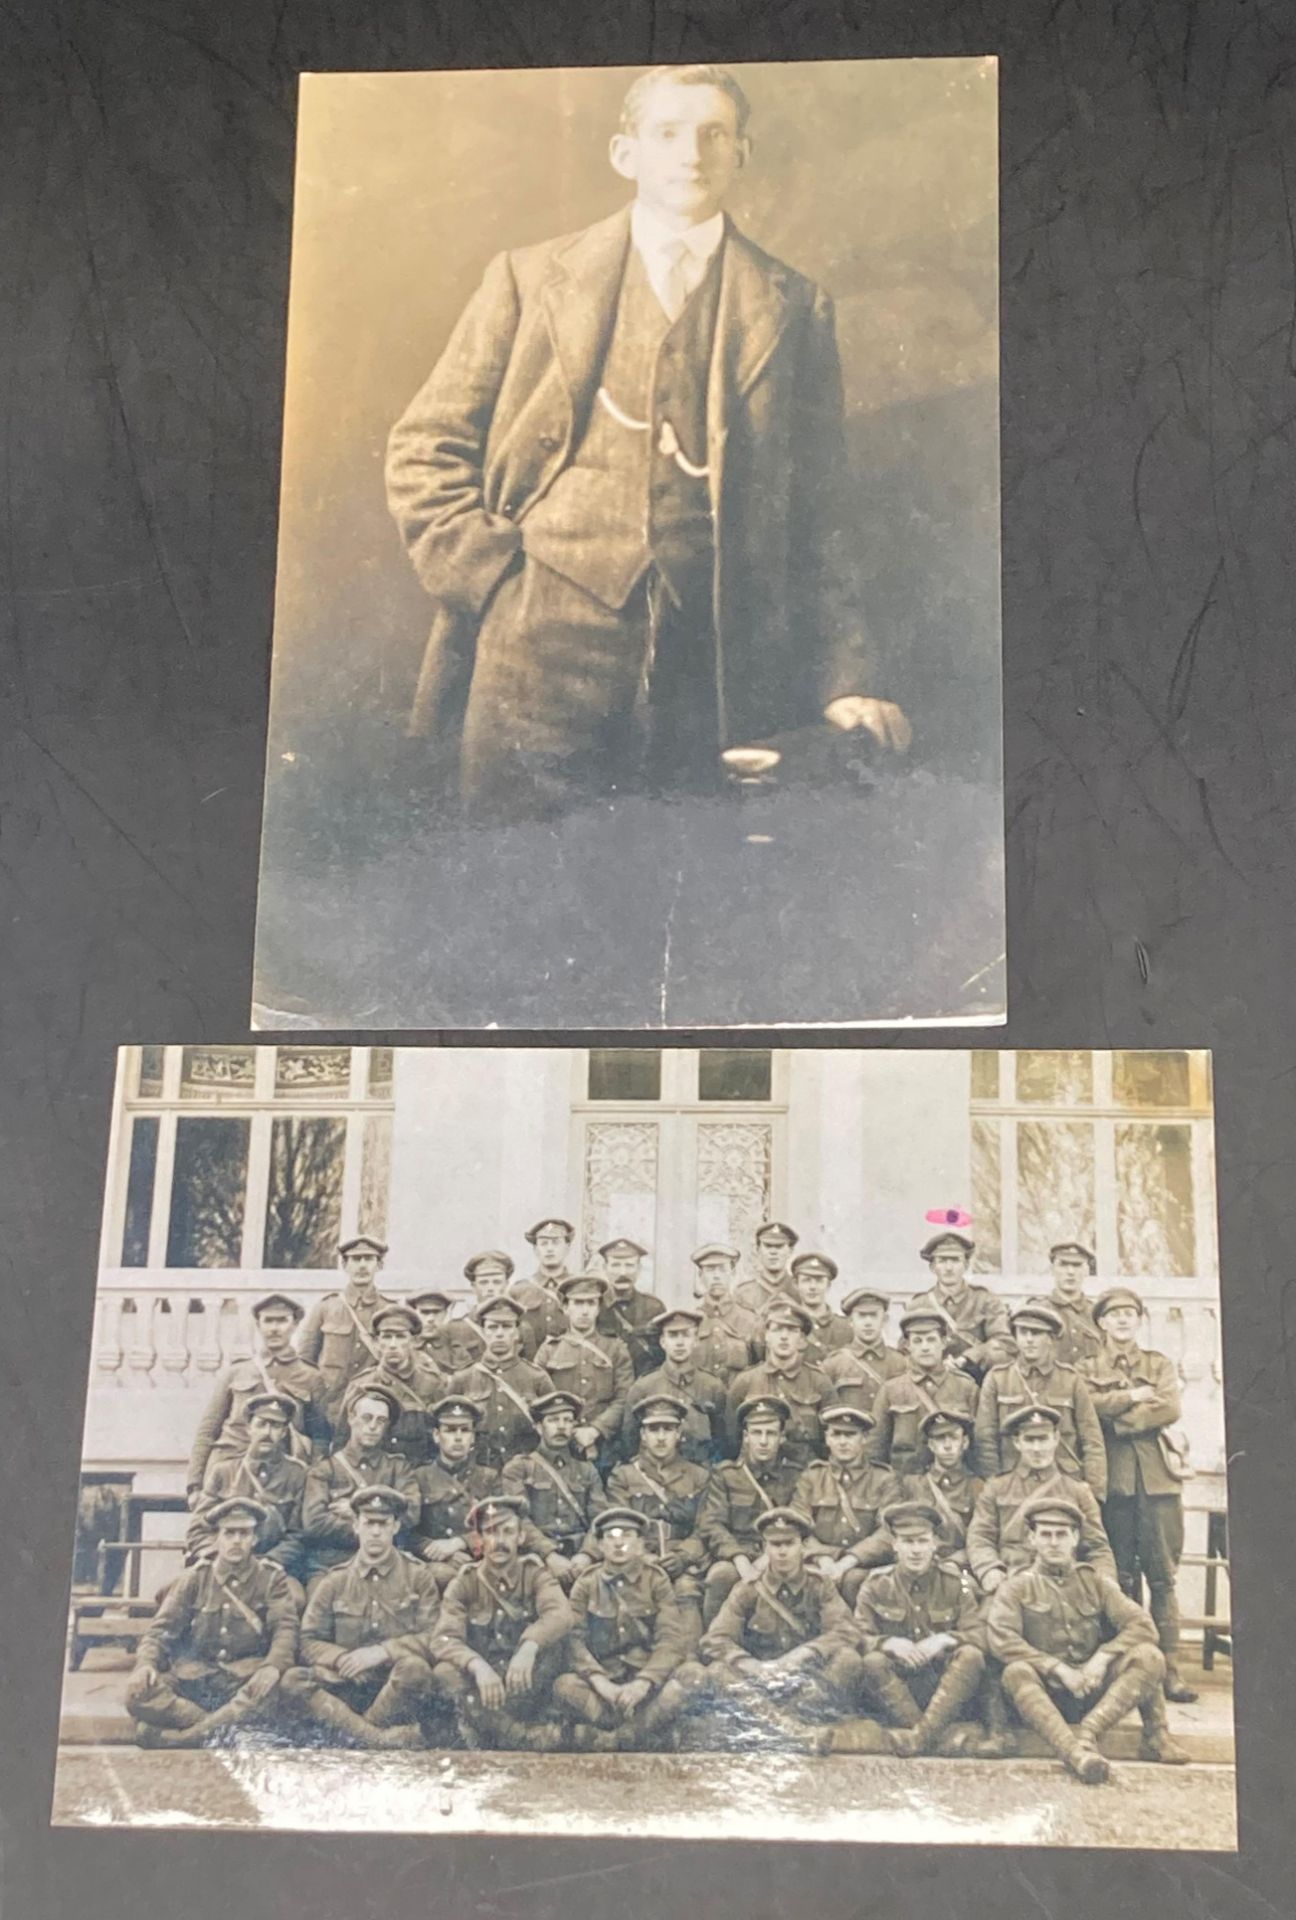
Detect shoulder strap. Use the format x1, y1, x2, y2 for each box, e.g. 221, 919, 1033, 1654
567, 1331, 613, 1370
209, 1570, 265, 1634
529, 1452, 586, 1519
342, 1298, 382, 1363
923, 1472, 963, 1540
909, 1375, 940, 1419
754, 1578, 808, 1639
478, 1364, 536, 1424
475, 1566, 524, 1622
737, 1461, 776, 1510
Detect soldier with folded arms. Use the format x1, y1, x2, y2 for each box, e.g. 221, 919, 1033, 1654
126, 1496, 298, 1750
907, 1223, 1013, 1382
553, 1508, 692, 1750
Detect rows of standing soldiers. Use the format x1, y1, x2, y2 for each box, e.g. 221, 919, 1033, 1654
123, 1218, 1198, 1781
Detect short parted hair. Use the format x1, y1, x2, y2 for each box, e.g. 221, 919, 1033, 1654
619, 65, 752, 137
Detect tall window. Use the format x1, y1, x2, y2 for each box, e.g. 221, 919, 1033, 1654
576, 1051, 785, 1303
969, 1050, 1215, 1280
111, 1046, 395, 1271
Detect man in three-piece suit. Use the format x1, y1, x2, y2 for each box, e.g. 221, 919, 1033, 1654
386, 63, 911, 819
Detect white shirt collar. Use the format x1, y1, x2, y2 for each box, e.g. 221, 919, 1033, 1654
631, 201, 725, 268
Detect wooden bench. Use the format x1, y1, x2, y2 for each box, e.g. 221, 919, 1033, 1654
68, 1538, 185, 1669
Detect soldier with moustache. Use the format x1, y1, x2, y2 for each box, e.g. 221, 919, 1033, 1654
974, 1299, 1108, 1500
725, 1299, 832, 1468
967, 1403, 1116, 1595
690, 1242, 760, 1384
447, 1295, 555, 1469
596, 1236, 666, 1377
298, 1234, 398, 1425
186, 1292, 331, 1500
186, 1391, 309, 1587
697, 1393, 801, 1624
301, 1385, 419, 1586
533, 1274, 633, 1465
869, 1304, 979, 1477
502, 1391, 611, 1587
622, 1306, 726, 1463
907, 1219, 1014, 1383
821, 1285, 906, 1418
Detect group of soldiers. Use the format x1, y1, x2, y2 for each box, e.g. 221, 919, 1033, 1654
123, 1214, 1198, 1783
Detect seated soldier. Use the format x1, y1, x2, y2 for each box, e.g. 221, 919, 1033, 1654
185, 1291, 330, 1500
428, 1494, 574, 1753
793, 1405, 902, 1605
665, 1507, 863, 1753
280, 1485, 438, 1749
533, 1275, 633, 1468
408, 1288, 483, 1374
622, 1307, 726, 1464
125, 1496, 298, 1749
822, 1286, 907, 1417
553, 1508, 692, 1751
850, 1500, 987, 1757
187, 1392, 309, 1589
870, 1304, 979, 1477
690, 1242, 760, 1386
300, 1386, 419, 1586
986, 1495, 1189, 1784
697, 1394, 801, 1625
901, 1409, 983, 1568
967, 1404, 1116, 1595
606, 1393, 710, 1643
343, 1303, 445, 1466
408, 1395, 504, 1589
725, 1300, 833, 1468
788, 1253, 852, 1367
446, 1295, 555, 1470
502, 1391, 610, 1587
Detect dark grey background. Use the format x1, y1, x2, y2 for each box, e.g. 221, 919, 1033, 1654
1, 0, 1292, 1914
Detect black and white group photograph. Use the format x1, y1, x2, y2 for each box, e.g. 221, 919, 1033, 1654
54, 1047, 1233, 1848
252, 59, 1004, 1030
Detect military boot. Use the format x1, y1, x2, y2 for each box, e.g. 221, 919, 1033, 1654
903, 1651, 984, 1757
1077, 1665, 1150, 1744
302, 1687, 423, 1749
1006, 1673, 1108, 1784
1138, 1685, 1190, 1765
1149, 1582, 1199, 1702
859, 1660, 921, 1742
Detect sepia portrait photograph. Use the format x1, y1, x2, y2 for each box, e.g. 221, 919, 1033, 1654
252, 58, 1004, 1030
54, 1046, 1233, 1847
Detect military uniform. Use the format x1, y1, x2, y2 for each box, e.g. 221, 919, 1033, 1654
732, 1271, 800, 1319
907, 1280, 1014, 1380
344, 1355, 447, 1467
126, 1552, 298, 1744
186, 1351, 331, 1491
724, 1359, 831, 1468
188, 1449, 308, 1579
605, 1453, 710, 1594
429, 1548, 574, 1750
697, 1451, 801, 1623
974, 1358, 1108, 1497
282, 1534, 441, 1747
1046, 1292, 1104, 1369
967, 1465, 1116, 1588
623, 1361, 726, 1465
1081, 1319, 1192, 1695
417, 1320, 486, 1375
554, 1550, 692, 1746
854, 1551, 986, 1749
797, 1309, 852, 1369
445, 1357, 555, 1468
793, 1458, 901, 1599
599, 1288, 667, 1378
513, 1278, 570, 1358
301, 1445, 420, 1580
870, 1365, 978, 1476
298, 1284, 397, 1423
693, 1302, 760, 1384
502, 1443, 610, 1560
407, 1455, 504, 1587
821, 1340, 907, 1417
986, 1550, 1172, 1779
532, 1329, 632, 1451
900, 1463, 983, 1566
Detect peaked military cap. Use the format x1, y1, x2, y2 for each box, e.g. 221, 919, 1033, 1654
791, 1251, 838, 1280
735, 1393, 791, 1428
592, 1506, 649, 1536
841, 1286, 890, 1314
372, 1303, 421, 1335
243, 1390, 298, 1423
529, 1390, 583, 1421
919, 1229, 975, 1262
207, 1495, 269, 1528
463, 1249, 515, 1280
754, 1505, 815, 1538
431, 1395, 483, 1426
1023, 1493, 1085, 1530
524, 1217, 574, 1244
345, 1382, 402, 1421
898, 1302, 956, 1337
1049, 1240, 1097, 1270
557, 1272, 609, 1301
754, 1220, 799, 1246
339, 1233, 388, 1257
407, 1287, 453, 1309
250, 1292, 304, 1321
763, 1299, 813, 1334
1003, 1402, 1063, 1436
651, 1305, 704, 1331
1009, 1299, 1065, 1337
476, 1295, 524, 1323
691, 1241, 740, 1264
821, 1403, 877, 1430
599, 1236, 648, 1259
1093, 1285, 1146, 1323
634, 1393, 690, 1424
882, 1499, 945, 1535
466, 1494, 529, 1531
350, 1484, 408, 1519
920, 1407, 976, 1436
